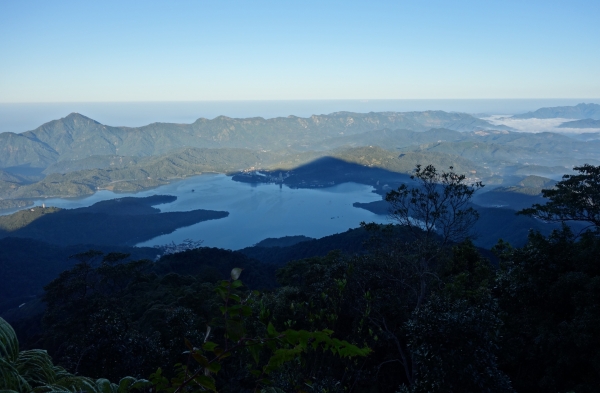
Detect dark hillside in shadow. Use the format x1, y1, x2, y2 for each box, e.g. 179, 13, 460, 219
0, 238, 158, 314
353, 199, 585, 249
239, 227, 372, 265
0, 195, 228, 246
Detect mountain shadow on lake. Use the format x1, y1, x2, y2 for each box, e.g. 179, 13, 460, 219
233, 156, 577, 249
233, 155, 414, 191
0, 195, 228, 246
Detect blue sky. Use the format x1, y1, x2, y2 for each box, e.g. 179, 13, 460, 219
1, 0, 599, 102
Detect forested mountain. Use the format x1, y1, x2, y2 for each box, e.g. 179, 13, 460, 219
3, 131, 599, 201
0, 111, 509, 169
512, 102, 600, 119
559, 118, 600, 128
2, 107, 600, 205
0, 148, 267, 198
0, 145, 490, 200
3, 164, 599, 393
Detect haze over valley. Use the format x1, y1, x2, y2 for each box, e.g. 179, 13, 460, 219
2, 1, 600, 391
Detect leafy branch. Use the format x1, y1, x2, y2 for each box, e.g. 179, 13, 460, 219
151, 268, 370, 392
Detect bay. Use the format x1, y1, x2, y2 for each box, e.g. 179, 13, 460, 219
25, 174, 388, 250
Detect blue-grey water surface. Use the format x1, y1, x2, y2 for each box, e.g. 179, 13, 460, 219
23, 174, 388, 250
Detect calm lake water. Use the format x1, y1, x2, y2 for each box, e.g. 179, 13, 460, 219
25, 174, 388, 250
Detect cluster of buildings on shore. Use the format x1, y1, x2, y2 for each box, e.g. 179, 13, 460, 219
153, 239, 204, 260
236, 169, 292, 184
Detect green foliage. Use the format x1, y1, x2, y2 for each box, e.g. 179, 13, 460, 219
0, 206, 61, 232
386, 164, 483, 246
267, 239, 510, 392
150, 268, 370, 392
38, 248, 287, 385
494, 227, 600, 393
41, 252, 215, 381
0, 317, 151, 393
0, 198, 32, 211
440, 240, 494, 302
0, 237, 157, 320
519, 164, 600, 228
402, 295, 513, 393
240, 228, 370, 266
397, 241, 513, 392
6, 162, 600, 392
153, 246, 279, 290
0, 314, 20, 361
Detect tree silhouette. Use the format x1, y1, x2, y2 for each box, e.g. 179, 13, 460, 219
519, 164, 600, 230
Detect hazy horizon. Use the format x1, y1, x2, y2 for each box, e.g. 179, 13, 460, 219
2, 98, 600, 134
2, 1, 598, 103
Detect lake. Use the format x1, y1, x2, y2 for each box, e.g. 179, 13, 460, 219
25, 174, 388, 250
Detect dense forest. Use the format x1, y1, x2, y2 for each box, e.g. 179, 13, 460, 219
3, 108, 600, 204
1, 164, 599, 392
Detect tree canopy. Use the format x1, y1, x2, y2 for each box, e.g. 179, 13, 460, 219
520, 164, 600, 229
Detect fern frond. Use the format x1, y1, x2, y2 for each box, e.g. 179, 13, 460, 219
16, 349, 57, 387
95, 378, 117, 393
128, 379, 151, 391
0, 357, 31, 392
31, 385, 73, 393
0, 318, 19, 362
48, 376, 99, 393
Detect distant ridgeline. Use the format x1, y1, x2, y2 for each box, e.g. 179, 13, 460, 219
558, 118, 600, 129
0, 106, 598, 204
1, 106, 599, 393
511, 102, 600, 120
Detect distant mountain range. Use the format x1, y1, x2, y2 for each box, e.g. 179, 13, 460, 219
0, 111, 511, 169
512, 103, 600, 119
558, 118, 600, 128
1, 105, 600, 205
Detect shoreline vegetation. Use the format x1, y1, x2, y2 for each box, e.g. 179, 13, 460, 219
1, 104, 600, 390
2, 163, 599, 392
3, 105, 600, 212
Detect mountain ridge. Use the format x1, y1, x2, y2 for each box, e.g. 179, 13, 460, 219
558, 118, 600, 128
512, 103, 600, 120
0, 111, 512, 169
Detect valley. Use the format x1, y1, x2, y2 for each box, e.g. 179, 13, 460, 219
2, 103, 600, 393
3, 2, 600, 390
1, 105, 598, 251
2, 107, 600, 208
